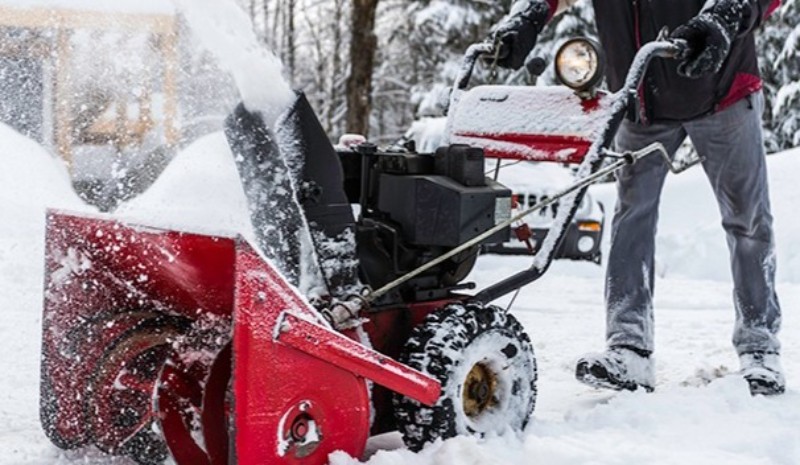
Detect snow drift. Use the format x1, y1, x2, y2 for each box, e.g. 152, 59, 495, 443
0, 122, 89, 260
0, 124, 93, 464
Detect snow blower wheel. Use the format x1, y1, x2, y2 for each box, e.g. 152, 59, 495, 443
393, 303, 537, 451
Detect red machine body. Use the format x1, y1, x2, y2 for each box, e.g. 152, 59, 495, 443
40, 86, 611, 465
40, 38, 684, 465
447, 86, 610, 163
41, 211, 441, 465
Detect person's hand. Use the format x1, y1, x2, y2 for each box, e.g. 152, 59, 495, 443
671, 0, 746, 79
492, 0, 550, 70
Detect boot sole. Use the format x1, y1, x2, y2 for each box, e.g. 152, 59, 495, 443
575, 361, 654, 393
746, 377, 785, 396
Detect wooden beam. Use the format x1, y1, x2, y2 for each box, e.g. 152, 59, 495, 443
54, 27, 72, 168
0, 6, 174, 34
161, 19, 180, 148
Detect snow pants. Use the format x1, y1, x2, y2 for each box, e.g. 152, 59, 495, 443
606, 91, 782, 355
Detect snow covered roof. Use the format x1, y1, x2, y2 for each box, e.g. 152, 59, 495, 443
0, 0, 175, 15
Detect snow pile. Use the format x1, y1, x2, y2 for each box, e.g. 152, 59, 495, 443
0, 124, 92, 464
172, 0, 294, 124
0, 123, 88, 240
117, 132, 255, 240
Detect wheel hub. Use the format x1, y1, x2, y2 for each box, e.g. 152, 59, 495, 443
462, 362, 498, 418
280, 401, 324, 460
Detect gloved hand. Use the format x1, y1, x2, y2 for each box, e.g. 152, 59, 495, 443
671, 0, 748, 79
492, 0, 550, 70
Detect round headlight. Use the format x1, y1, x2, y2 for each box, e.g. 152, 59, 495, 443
555, 38, 605, 92
577, 236, 596, 253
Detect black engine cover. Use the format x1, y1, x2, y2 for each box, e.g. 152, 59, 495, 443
377, 174, 511, 247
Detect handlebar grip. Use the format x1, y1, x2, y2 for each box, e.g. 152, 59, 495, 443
495, 41, 510, 61
455, 42, 497, 90
669, 39, 690, 60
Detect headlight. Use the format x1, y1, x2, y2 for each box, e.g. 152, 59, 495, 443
555, 38, 605, 92
577, 236, 596, 253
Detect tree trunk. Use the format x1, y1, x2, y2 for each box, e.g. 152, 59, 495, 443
328, 0, 344, 133
286, 0, 296, 83
346, 0, 379, 137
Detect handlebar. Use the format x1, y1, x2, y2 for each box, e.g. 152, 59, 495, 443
453, 38, 689, 93
454, 42, 495, 90
618, 39, 687, 99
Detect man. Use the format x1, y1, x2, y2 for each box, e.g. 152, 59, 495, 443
492, 0, 785, 395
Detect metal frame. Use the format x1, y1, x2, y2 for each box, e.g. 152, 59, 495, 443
0, 5, 180, 167
370, 40, 688, 305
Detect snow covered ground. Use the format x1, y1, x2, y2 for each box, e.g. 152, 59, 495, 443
1, 125, 799, 464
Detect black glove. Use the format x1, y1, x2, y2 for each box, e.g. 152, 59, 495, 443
671, 0, 748, 79
493, 0, 550, 70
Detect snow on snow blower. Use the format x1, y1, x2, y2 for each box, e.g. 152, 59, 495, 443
40, 38, 693, 464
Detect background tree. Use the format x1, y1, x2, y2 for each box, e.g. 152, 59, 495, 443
346, 0, 380, 136
759, 0, 800, 151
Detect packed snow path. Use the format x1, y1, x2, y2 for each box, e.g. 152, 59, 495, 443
2, 131, 799, 463
337, 266, 800, 465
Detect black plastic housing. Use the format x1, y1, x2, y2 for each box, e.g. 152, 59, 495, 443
377, 174, 510, 247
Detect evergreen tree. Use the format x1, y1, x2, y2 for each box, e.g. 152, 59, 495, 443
758, 0, 799, 151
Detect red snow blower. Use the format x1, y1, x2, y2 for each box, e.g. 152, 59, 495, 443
41, 38, 691, 464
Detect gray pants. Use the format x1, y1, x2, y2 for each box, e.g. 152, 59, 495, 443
606, 91, 781, 355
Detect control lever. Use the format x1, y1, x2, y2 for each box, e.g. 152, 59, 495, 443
602, 142, 704, 174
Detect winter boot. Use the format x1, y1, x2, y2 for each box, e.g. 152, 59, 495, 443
575, 346, 655, 392
740, 352, 785, 396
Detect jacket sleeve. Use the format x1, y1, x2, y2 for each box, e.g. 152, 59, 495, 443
702, 0, 781, 34
743, 0, 781, 32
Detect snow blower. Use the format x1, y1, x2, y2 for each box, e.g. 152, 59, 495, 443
40, 38, 693, 464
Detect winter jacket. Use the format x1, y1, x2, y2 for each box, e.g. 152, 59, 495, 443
545, 0, 781, 123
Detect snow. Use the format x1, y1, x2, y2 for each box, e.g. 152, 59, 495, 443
449, 86, 614, 154
404, 117, 449, 153
1, 120, 800, 464
413, 0, 483, 33
0, 124, 95, 463
0, 122, 91, 273
172, 0, 294, 124
117, 132, 255, 241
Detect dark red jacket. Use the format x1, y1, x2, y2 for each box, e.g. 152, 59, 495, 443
548, 0, 780, 123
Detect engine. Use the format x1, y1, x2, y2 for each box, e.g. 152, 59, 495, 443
338, 142, 512, 305
227, 92, 512, 307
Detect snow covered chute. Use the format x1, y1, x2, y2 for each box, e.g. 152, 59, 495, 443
40, 211, 440, 465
